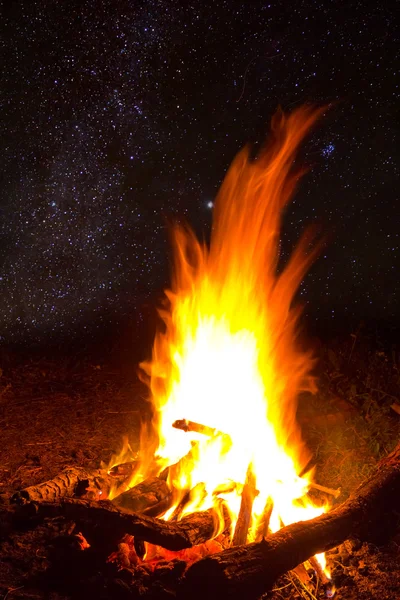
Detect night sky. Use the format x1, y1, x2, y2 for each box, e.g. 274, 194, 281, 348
0, 1, 398, 344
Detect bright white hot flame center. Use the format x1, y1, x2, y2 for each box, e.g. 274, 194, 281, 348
156, 314, 325, 532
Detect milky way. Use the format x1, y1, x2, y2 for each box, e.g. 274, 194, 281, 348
0, 1, 398, 342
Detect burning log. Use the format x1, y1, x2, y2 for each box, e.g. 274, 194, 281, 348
108, 461, 139, 478
21, 497, 227, 551
307, 555, 330, 587
232, 466, 258, 546
11, 466, 126, 505
255, 497, 274, 541
112, 476, 171, 517
172, 419, 232, 449
173, 419, 225, 438
180, 442, 400, 600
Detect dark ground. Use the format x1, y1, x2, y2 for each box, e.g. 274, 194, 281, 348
0, 322, 399, 599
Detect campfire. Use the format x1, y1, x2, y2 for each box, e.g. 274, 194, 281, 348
108, 105, 334, 576
10, 106, 400, 600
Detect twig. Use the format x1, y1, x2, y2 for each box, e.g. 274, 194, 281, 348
309, 482, 341, 498
3, 587, 24, 600
172, 419, 232, 449
289, 570, 318, 600
25, 441, 54, 446
173, 419, 227, 438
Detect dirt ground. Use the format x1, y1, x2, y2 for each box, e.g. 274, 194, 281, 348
0, 331, 399, 599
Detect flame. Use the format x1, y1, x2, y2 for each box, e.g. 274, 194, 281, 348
131, 105, 332, 573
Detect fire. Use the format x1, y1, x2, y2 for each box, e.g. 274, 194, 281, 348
121, 106, 332, 575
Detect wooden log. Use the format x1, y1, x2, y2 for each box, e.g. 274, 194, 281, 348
20, 497, 225, 551
173, 419, 225, 438
306, 555, 330, 587
232, 466, 258, 546
309, 482, 341, 499
172, 419, 232, 450
108, 461, 139, 478
255, 497, 273, 541
142, 496, 173, 518
180, 442, 400, 600
292, 562, 312, 587
10, 466, 126, 505
111, 476, 171, 516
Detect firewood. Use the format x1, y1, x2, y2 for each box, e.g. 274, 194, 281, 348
19, 497, 227, 551
172, 419, 225, 438
111, 476, 171, 516
292, 562, 312, 586
180, 442, 400, 600
172, 419, 232, 449
108, 461, 139, 478
255, 497, 273, 541
232, 465, 258, 546
306, 555, 330, 586
111, 448, 208, 518
309, 482, 341, 498
10, 466, 126, 505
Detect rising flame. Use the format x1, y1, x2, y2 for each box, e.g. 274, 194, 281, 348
130, 106, 331, 572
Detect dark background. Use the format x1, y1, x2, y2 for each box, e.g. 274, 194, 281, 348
0, 0, 398, 351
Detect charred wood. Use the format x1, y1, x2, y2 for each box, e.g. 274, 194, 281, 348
20, 497, 225, 551
255, 497, 273, 541
111, 476, 171, 516
307, 555, 330, 586
108, 461, 139, 479
173, 419, 227, 439
232, 466, 258, 546
172, 419, 232, 449
10, 466, 126, 505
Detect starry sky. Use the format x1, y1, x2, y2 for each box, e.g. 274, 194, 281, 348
0, 0, 398, 344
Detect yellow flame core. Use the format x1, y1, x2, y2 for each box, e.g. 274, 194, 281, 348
139, 106, 330, 568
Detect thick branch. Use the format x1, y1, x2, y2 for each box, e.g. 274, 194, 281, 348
11, 466, 125, 505
21, 497, 223, 551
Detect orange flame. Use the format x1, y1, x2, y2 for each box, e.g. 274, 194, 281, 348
131, 105, 331, 574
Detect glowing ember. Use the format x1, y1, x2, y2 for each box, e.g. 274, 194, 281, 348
117, 105, 334, 578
